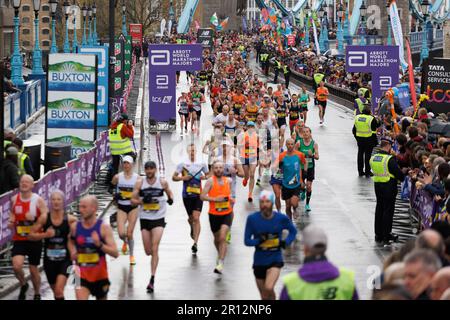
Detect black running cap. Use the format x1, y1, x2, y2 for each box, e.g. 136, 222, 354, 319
144, 161, 157, 169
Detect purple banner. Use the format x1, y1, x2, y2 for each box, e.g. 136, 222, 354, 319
345, 45, 400, 109
148, 44, 203, 122
410, 183, 437, 229
0, 131, 111, 246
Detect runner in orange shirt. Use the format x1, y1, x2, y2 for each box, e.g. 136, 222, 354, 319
315, 81, 329, 125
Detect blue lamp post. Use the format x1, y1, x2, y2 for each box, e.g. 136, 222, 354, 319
122, 0, 127, 36
304, 2, 310, 46
81, 4, 87, 46
386, 0, 392, 45
343, 0, 351, 45
92, 2, 97, 45
49, 0, 58, 53
420, 0, 430, 65
63, 1, 71, 53
88, 5, 93, 45
337, 2, 344, 53
11, 0, 24, 86
323, 4, 329, 51
31, 0, 44, 75
72, 1, 78, 52
318, 4, 327, 52
358, 0, 367, 45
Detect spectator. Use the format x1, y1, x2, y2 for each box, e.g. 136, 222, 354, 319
383, 262, 405, 285
403, 249, 442, 300
0, 146, 20, 194
12, 138, 34, 177
372, 283, 412, 300
430, 267, 450, 300
416, 229, 449, 267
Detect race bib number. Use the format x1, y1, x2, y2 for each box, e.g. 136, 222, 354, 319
78, 253, 99, 265
47, 248, 67, 261
278, 112, 286, 117
16, 225, 31, 236
215, 201, 229, 211
143, 202, 161, 211
186, 185, 201, 195
120, 190, 132, 199
260, 238, 280, 250
290, 112, 298, 117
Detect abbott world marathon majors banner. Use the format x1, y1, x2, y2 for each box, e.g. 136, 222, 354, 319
149, 44, 203, 122
46, 53, 98, 158
421, 58, 450, 115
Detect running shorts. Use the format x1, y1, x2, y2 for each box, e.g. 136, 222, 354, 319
183, 197, 204, 216
44, 259, 71, 285
240, 156, 258, 166
209, 214, 233, 234
195, 110, 202, 118
253, 262, 284, 280
318, 100, 327, 108
270, 175, 283, 186
12, 240, 43, 266
281, 186, 302, 200
302, 168, 315, 182
289, 120, 298, 130
80, 278, 110, 300
277, 119, 287, 129
140, 218, 166, 231
178, 111, 189, 117
117, 204, 137, 214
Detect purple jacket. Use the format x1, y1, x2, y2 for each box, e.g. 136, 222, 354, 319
279, 256, 359, 300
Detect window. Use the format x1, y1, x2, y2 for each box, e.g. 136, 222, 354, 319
42, 5, 49, 11
22, 5, 30, 11
23, 41, 31, 47
22, 17, 30, 24
42, 17, 50, 23
42, 40, 50, 47
22, 28, 30, 35
42, 29, 50, 35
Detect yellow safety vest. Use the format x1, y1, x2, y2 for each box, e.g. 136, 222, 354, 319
17, 152, 29, 176
108, 123, 133, 156
282, 267, 355, 300
354, 114, 375, 138
370, 153, 396, 183
275, 60, 281, 69
314, 73, 325, 85
355, 98, 369, 114
260, 54, 268, 62
283, 65, 289, 74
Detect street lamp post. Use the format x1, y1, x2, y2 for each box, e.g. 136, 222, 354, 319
337, 2, 344, 53
420, 0, 430, 65
11, 0, 24, 86
318, 4, 327, 52
358, 0, 367, 45
31, 0, 44, 75
304, 2, 310, 46
50, 0, 58, 53
122, 0, 127, 36
72, 1, 78, 52
88, 5, 93, 45
92, 2, 97, 45
82, 4, 87, 46
386, 1, 392, 45
323, 4, 329, 51
63, 1, 71, 53
343, 0, 351, 45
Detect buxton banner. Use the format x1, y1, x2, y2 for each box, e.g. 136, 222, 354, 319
129, 23, 143, 46
421, 58, 450, 115
46, 53, 98, 158
148, 44, 203, 122
79, 46, 109, 127
346, 45, 400, 109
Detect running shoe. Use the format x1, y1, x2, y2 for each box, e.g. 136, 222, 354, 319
18, 283, 29, 300
300, 190, 306, 201
320, 120, 323, 125
305, 204, 311, 212
256, 178, 261, 187
243, 178, 248, 187
214, 263, 224, 274
33, 294, 41, 300
146, 282, 154, 293
130, 256, 136, 265
248, 196, 253, 203
121, 243, 128, 255
191, 243, 198, 254
226, 231, 231, 244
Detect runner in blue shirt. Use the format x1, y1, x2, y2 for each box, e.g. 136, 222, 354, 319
244, 191, 297, 300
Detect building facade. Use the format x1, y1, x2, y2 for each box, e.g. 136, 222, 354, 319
18, 0, 52, 54
0, 0, 14, 58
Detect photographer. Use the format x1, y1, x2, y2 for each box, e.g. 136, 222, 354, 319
108, 113, 135, 180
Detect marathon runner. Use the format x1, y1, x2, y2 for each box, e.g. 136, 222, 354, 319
9, 175, 49, 300
275, 95, 288, 149
269, 136, 283, 213
274, 138, 307, 220
289, 93, 301, 133
68, 195, 118, 300
111, 155, 139, 265
200, 161, 234, 274
299, 86, 310, 124
297, 127, 319, 213
190, 85, 206, 134
244, 191, 297, 300
315, 81, 329, 125
238, 121, 260, 202
172, 144, 209, 255
177, 92, 190, 134
29, 190, 77, 300
131, 161, 174, 293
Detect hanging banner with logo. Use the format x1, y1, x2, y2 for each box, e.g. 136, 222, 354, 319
346, 45, 400, 109
124, 36, 132, 81
129, 23, 143, 46
148, 44, 203, 123
389, 1, 408, 70
79, 46, 109, 127
114, 37, 125, 98
421, 58, 450, 115
46, 54, 98, 158
287, 35, 295, 46
312, 18, 320, 55
397, 83, 412, 111
197, 28, 215, 50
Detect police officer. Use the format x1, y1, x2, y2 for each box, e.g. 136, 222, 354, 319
13, 138, 34, 177
352, 106, 378, 177
272, 57, 282, 84
108, 114, 135, 180
260, 50, 270, 76
354, 88, 370, 116
280, 225, 358, 300
369, 138, 406, 245
282, 62, 291, 89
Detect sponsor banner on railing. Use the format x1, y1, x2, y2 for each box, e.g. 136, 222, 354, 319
410, 183, 438, 229
79, 46, 110, 127
421, 58, 450, 115
124, 36, 133, 81
46, 53, 98, 158
148, 44, 203, 122
0, 131, 110, 247
114, 37, 125, 98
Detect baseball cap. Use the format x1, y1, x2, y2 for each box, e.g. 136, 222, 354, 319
119, 113, 129, 121
122, 155, 134, 164
259, 190, 275, 204
247, 121, 256, 127
303, 225, 328, 248
144, 160, 157, 169
6, 146, 19, 156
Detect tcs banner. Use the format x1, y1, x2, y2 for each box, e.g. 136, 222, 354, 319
421, 58, 450, 115
148, 44, 203, 123
129, 24, 143, 46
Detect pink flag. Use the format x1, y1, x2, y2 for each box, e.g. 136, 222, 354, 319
405, 39, 418, 113
194, 20, 200, 31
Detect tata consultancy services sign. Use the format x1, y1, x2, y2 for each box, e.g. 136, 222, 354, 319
46, 54, 98, 158
421, 58, 450, 115
149, 44, 203, 122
